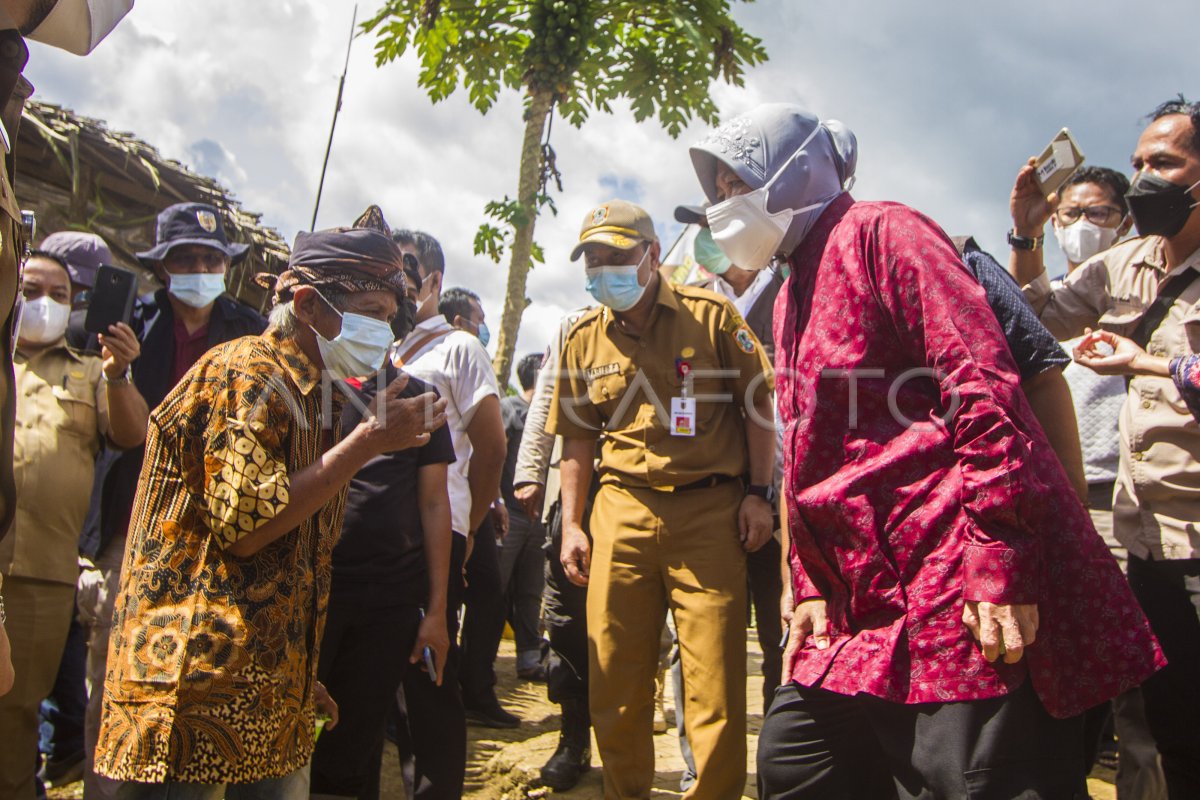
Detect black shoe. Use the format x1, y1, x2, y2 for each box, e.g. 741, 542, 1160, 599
464, 701, 520, 729
540, 697, 591, 791
540, 737, 591, 791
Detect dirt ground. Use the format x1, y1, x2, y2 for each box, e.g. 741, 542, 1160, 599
50, 633, 1117, 799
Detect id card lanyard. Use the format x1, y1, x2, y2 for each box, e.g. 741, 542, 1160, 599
671, 358, 696, 437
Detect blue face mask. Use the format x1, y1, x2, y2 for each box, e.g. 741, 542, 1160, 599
585, 248, 650, 312
309, 290, 395, 380
167, 271, 226, 308
476, 321, 491, 348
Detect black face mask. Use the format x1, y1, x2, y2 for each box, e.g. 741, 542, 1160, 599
1125, 171, 1200, 239
391, 298, 418, 341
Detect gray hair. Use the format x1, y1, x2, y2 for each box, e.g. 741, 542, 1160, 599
268, 291, 349, 335
268, 300, 298, 334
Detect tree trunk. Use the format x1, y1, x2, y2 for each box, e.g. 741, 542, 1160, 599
491, 89, 554, 389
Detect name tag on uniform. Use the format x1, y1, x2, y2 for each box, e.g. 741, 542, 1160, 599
671, 397, 696, 437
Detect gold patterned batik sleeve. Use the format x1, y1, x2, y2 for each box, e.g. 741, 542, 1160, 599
199, 371, 294, 549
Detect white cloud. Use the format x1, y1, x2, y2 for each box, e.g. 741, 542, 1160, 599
21, 0, 1200, 365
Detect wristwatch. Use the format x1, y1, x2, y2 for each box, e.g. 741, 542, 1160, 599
746, 484, 777, 505
1007, 229, 1044, 251
103, 367, 132, 386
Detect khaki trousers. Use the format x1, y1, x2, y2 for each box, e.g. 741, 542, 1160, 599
0, 576, 75, 800
587, 481, 747, 800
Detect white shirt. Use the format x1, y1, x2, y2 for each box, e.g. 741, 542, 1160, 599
711, 268, 776, 319
396, 316, 500, 536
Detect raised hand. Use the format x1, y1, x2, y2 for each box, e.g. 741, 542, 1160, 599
1010, 157, 1056, 237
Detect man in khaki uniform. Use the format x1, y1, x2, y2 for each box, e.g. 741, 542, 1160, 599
0, 250, 147, 799
1009, 97, 1200, 797
548, 200, 775, 800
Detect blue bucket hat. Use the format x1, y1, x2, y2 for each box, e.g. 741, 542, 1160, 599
135, 202, 251, 267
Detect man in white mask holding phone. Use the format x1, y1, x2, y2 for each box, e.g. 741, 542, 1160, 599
0, 238, 146, 800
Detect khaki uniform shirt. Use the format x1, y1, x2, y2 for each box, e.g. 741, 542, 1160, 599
1023, 236, 1200, 560
96, 329, 347, 784
0, 340, 108, 585
548, 279, 773, 488
513, 307, 591, 522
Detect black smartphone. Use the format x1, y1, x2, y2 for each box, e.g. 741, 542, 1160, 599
84, 265, 138, 334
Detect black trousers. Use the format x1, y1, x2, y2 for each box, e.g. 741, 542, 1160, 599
389, 534, 468, 800
747, 537, 783, 714
1127, 555, 1200, 799
459, 517, 507, 708
757, 680, 1087, 800
543, 501, 590, 706
311, 588, 422, 798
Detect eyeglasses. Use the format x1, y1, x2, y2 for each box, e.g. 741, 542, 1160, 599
1055, 205, 1124, 227
164, 249, 228, 273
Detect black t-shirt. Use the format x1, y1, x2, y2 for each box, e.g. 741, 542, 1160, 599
333, 364, 455, 600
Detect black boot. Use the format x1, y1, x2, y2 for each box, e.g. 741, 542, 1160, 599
539, 698, 591, 791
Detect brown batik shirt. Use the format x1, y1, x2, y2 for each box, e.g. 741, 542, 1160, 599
96, 327, 348, 783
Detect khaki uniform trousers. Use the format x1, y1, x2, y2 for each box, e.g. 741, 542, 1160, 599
0, 576, 75, 800
587, 480, 747, 800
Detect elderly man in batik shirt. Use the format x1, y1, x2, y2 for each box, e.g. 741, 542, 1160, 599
688, 103, 1164, 800
94, 226, 448, 800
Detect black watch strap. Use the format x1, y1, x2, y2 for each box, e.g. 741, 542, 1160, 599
1007, 229, 1044, 251
746, 484, 775, 503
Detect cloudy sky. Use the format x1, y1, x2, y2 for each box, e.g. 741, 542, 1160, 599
24, 0, 1199, 371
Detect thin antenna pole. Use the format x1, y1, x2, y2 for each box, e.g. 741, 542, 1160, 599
311, 4, 358, 231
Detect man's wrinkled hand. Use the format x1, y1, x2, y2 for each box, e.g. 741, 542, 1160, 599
963, 601, 1039, 664
738, 495, 773, 553
561, 522, 591, 587
514, 483, 545, 519
361, 373, 448, 453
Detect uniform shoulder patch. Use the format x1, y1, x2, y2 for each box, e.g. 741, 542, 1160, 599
734, 326, 757, 354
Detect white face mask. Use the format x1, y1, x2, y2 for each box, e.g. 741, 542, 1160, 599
18, 295, 70, 345
705, 126, 836, 270
27, 0, 134, 55
1054, 218, 1121, 265
167, 272, 227, 309
310, 291, 396, 380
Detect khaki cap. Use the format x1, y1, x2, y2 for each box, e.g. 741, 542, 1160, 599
570, 199, 657, 261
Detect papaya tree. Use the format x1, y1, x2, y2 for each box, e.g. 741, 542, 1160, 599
364, 0, 767, 386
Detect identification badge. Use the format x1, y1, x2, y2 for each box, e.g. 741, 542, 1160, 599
671, 397, 696, 437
